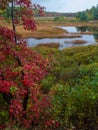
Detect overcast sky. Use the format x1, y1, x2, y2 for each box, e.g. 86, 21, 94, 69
32, 0, 98, 13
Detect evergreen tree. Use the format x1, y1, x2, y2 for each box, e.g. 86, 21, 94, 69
77, 11, 88, 21
93, 5, 98, 20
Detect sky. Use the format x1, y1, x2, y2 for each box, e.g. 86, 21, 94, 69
32, 0, 98, 13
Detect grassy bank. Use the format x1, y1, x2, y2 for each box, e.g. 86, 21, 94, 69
1, 20, 98, 39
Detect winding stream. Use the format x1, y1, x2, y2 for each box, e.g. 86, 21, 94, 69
27, 26, 97, 49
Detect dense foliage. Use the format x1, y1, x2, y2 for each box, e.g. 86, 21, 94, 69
76, 11, 88, 21
33, 45, 98, 130
0, 27, 52, 128
77, 4, 98, 21
0, 0, 52, 129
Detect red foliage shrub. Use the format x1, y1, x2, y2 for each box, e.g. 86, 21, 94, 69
0, 0, 51, 129
0, 26, 51, 128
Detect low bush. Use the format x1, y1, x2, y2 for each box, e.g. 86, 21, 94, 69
34, 45, 98, 129
51, 77, 98, 129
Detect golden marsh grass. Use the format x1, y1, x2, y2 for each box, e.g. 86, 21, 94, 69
1, 20, 98, 39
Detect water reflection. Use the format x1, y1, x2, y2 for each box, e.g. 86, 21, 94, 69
93, 34, 98, 41
27, 26, 98, 49
28, 35, 96, 50
64, 26, 93, 33
76, 26, 98, 41
76, 26, 89, 32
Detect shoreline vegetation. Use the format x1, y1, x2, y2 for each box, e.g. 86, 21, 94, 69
37, 42, 60, 48
0, 20, 98, 48
36, 39, 88, 49
65, 39, 87, 44
0, 20, 98, 39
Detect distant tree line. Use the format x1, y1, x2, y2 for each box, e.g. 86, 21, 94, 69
45, 12, 77, 17
76, 4, 98, 21
46, 4, 98, 22
1, 3, 98, 22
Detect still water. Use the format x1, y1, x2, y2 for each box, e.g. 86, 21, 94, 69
27, 26, 97, 49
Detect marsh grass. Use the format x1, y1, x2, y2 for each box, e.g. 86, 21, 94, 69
64, 39, 87, 44
72, 40, 87, 44
1, 20, 98, 39
37, 43, 60, 48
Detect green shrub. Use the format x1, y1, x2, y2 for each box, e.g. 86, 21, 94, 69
51, 81, 98, 129
41, 75, 56, 94
33, 44, 98, 87
33, 45, 98, 129
54, 16, 65, 22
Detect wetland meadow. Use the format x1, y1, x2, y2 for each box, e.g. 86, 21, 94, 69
1, 15, 98, 130
1, 0, 98, 129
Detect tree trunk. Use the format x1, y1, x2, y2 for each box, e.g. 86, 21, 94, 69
11, 0, 17, 42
